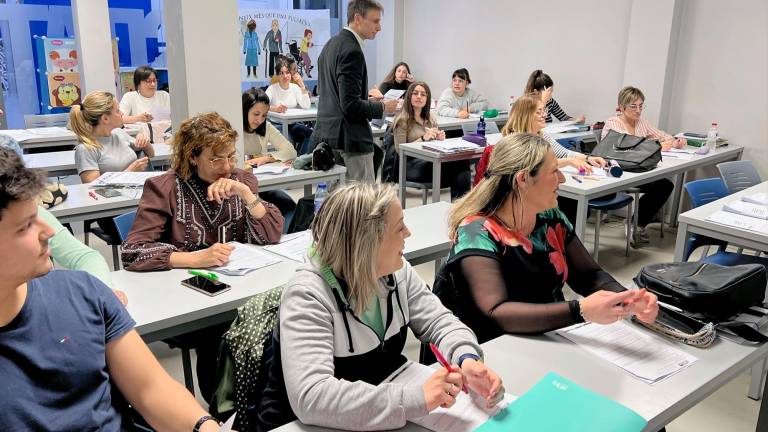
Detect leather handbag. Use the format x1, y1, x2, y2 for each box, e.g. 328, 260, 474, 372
311, 142, 336, 171
634, 262, 767, 321
591, 129, 661, 172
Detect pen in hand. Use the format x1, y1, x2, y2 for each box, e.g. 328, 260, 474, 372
430, 343, 468, 394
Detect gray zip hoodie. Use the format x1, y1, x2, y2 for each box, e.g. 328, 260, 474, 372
279, 258, 483, 430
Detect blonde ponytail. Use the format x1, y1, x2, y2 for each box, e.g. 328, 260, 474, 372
69, 91, 116, 150
448, 133, 550, 237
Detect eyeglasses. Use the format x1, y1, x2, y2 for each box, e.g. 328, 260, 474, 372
626, 103, 644, 111
209, 153, 239, 169
143, 79, 158, 85
535, 109, 546, 116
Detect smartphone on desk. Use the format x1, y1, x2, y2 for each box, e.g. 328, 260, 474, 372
94, 188, 122, 198
181, 276, 231, 296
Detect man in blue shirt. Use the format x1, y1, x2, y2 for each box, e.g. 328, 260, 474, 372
0, 148, 220, 431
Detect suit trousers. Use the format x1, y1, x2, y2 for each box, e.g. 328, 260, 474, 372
341, 151, 375, 182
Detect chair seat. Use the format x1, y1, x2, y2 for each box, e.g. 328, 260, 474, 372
588, 192, 634, 211
405, 181, 433, 190
700, 252, 768, 268
89, 226, 122, 246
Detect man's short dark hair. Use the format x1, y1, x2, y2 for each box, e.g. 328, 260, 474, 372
347, 0, 383, 24
0, 148, 45, 220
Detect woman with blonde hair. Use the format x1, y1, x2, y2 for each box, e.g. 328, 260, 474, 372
121, 111, 283, 401
71, 90, 153, 183
257, 182, 504, 431
444, 133, 658, 344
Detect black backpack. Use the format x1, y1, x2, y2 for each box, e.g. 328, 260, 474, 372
381, 131, 399, 183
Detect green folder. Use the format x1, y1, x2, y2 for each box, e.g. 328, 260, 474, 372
475, 372, 647, 432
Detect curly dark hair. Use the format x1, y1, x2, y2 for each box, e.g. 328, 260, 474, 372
0, 148, 45, 220
171, 112, 238, 180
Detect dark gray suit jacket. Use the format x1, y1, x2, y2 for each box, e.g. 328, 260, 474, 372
313, 29, 384, 154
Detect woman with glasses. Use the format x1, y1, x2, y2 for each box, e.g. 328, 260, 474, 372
436, 68, 488, 119
601, 86, 681, 245
392, 82, 470, 199
119, 65, 171, 124
122, 111, 284, 272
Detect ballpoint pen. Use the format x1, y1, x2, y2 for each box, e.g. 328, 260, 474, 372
188, 269, 219, 281
570, 175, 583, 183
88, 191, 99, 200
430, 343, 468, 394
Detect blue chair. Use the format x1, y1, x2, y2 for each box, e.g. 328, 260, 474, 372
682, 178, 730, 261
113, 210, 137, 242
717, 160, 762, 194
588, 192, 634, 261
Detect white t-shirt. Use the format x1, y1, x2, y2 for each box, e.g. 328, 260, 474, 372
265, 83, 310, 109
119, 90, 171, 117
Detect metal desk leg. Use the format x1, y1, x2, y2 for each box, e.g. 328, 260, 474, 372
432, 160, 442, 203
749, 357, 767, 400
673, 221, 689, 261
669, 172, 685, 227
574, 196, 589, 240
757, 360, 768, 428
281, 120, 291, 139
398, 152, 407, 204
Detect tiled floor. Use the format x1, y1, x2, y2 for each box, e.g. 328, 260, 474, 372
76, 184, 761, 430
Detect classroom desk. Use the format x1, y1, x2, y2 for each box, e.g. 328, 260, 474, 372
267, 107, 388, 139
397, 134, 501, 204
558, 145, 743, 240
432, 113, 509, 132
24, 143, 173, 177
115, 201, 452, 343
272, 325, 768, 432
674, 181, 768, 262
2, 125, 140, 151
48, 165, 347, 224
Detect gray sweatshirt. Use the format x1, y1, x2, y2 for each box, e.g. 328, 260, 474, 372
279, 259, 483, 430
436, 87, 489, 117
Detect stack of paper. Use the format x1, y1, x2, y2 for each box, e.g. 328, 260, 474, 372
264, 231, 312, 262
477, 372, 646, 432
743, 193, 768, 206
383, 89, 405, 99
253, 162, 291, 175
557, 321, 697, 384
212, 242, 282, 276
386, 361, 515, 432
92, 171, 163, 188
542, 121, 579, 134
0, 127, 72, 142
560, 166, 607, 177
723, 200, 768, 220
422, 140, 481, 153
707, 209, 768, 235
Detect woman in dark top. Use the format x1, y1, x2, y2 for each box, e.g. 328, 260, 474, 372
378, 62, 413, 96
524, 69, 585, 123
444, 132, 658, 344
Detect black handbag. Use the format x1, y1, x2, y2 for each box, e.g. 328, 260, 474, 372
634, 262, 767, 321
311, 142, 336, 171
591, 129, 661, 172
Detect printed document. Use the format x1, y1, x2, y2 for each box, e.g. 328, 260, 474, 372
743, 192, 768, 206
385, 361, 515, 432
707, 210, 768, 235
264, 231, 312, 262
723, 200, 768, 220
253, 162, 291, 175
557, 321, 698, 384
213, 242, 282, 276
92, 171, 163, 187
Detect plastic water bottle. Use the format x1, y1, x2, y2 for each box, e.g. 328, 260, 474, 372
706, 122, 718, 152
477, 116, 486, 136
314, 182, 328, 215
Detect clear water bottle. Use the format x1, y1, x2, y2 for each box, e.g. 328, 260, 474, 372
477, 115, 486, 136
706, 122, 718, 151
314, 182, 328, 215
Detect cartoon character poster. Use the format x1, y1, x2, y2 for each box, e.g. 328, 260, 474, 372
237, 9, 330, 83
48, 73, 82, 108
43, 38, 79, 73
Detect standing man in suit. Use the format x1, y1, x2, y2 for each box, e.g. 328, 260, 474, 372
312, 0, 398, 182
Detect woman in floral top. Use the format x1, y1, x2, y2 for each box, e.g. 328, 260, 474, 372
445, 133, 658, 344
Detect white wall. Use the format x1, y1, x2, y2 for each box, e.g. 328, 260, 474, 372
402, 0, 633, 122
665, 0, 768, 177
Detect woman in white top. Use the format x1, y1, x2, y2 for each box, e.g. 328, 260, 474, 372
436, 68, 488, 119
266, 56, 314, 154
119, 66, 171, 124
242, 87, 297, 219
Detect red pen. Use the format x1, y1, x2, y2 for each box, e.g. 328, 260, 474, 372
429, 342, 468, 394
88, 191, 99, 200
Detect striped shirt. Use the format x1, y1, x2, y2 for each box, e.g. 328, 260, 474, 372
601, 116, 672, 141
545, 98, 572, 122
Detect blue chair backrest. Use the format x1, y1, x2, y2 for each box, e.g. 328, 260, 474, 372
113, 210, 137, 242
717, 160, 762, 194
684, 178, 729, 208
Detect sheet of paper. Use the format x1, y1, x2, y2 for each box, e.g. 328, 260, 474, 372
706, 209, 768, 235
383, 89, 405, 99
542, 121, 579, 134
264, 231, 312, 262
283, 108, 315, 116
150, 107, 171, 122
252, 162, 290, 175
557, 321, 698, 384
661, 151, 695, 160
422, 140, 480, 153
213, 242, 282, 276
0, 129, 42, 142
560, 166, 607, 177
723, 200, 768, 220
219, 413, 236, 432
386, 361, 516, 432
92, 171, 163, 187
28, 126, 72, 137
743, 192, 768, 206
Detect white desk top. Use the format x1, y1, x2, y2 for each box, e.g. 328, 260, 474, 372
267, 107, 319, 121
558, 145, 744, 198
398, 133, 502, 161
273, 326, 768, 432
433, 113, 509, 130
678, 180, 768, 247
402, 201, 451, 265
24, 144, 172, 176
4, 125, 140, 149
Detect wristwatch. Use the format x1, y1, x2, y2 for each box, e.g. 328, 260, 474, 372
245, 196, 262, 211
457, 353, 481, 367
193, 415, 220, 431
